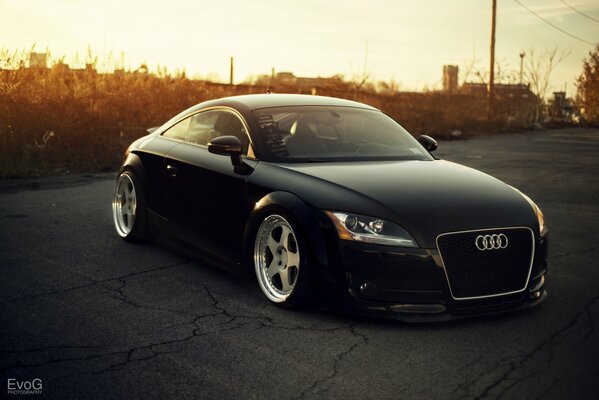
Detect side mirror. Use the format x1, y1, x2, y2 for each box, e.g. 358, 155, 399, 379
208, 135, 243, 166
418, 135, 437, 152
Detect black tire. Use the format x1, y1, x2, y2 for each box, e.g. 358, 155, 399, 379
253, 212, 314, 309
112, 171, 149, 242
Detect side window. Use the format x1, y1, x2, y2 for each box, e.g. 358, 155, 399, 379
162, 117, 190, 141
213, 111, 250, 155
188, 110, 252, 156
187, 111, 220, 146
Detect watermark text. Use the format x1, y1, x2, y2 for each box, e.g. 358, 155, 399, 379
7, 378, 42, 395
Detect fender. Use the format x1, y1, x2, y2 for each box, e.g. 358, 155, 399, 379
119, 151, 171, 235
243, 191, 331, 278
119, 152, 149, 189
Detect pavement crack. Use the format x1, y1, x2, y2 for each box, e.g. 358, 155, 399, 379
292, 322, 367, 400
3, 276, 367, 381
0, 344, 106, 355
92, 260, 192, 283
199, 284, 362, 335
1, 260, 192, 304
0, 349, 127, 373
201, 284, 275, 326
91, 319, 245, 375
454, 294, 599, 399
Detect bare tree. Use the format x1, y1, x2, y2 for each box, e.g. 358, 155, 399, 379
461, 51, 482, 84
525, 47, 571, 102
350, 41, 370, 91
524, 47, 571, 121
494, 57, 520, 84
462, 51, 520, 85
349, 62, 370, 91
376, 79, 401, 95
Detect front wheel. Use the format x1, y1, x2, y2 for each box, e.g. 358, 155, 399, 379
253, 214, 313, 308
112, 171, 149, 242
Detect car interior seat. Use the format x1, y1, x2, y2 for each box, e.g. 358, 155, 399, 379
284, 119, 328, 155
214, 113, 249, 154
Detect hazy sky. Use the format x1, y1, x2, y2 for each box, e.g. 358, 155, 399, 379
1, 0, 598, 96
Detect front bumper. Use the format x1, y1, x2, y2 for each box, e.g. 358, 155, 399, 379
322, 233, 548, 322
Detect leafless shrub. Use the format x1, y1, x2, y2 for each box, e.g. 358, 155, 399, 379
525, 47, 571, 120
0, 47, 540, 177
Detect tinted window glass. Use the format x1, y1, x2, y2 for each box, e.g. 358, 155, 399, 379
162, 117, 190, 140
213, 111, 250, 155
188, 110, 251, 155
187, 111, 220, 146
251, 106, 432, 162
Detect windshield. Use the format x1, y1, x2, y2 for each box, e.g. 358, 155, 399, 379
251, 106, 433, 162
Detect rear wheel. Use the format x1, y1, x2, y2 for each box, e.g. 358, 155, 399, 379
253, 214, 313, 308
112, 171, 148, 241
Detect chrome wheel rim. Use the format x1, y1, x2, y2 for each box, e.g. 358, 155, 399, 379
112, 174, 137, 237
254, 215, 301, 302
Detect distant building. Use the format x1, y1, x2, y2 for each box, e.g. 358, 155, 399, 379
460, 82, 534, 99
458, 82, 537, 123
275, 72, 296, 85
552, 91, 567, 109
268, 72, 348, 91
29, 52, 47, 68
549, 91, 578, 122
442, 65, 458, 92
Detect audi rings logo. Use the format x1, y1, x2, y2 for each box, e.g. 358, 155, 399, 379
475, 233, 508, 251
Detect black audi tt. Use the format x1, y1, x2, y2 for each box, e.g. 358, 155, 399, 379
112, 94, 548, 321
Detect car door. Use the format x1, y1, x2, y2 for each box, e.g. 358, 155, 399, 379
143, 117, 190, 219
164, 108, 255, 264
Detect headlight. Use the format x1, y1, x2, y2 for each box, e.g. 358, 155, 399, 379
324, 211, 418, 247
511, 187, 547, 236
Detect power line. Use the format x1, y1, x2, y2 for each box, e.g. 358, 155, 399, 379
512, 0, 596, 45
560, 0, 599, 24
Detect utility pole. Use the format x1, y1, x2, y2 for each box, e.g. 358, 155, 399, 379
363, 40, 368, 78
519, 52, 525, 84
229, 57, 234, 85
488, 0, 497, 121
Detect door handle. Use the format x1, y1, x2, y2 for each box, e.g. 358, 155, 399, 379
166, 164, 178, 177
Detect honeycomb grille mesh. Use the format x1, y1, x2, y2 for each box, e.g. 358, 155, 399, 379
437, 228, 533, 299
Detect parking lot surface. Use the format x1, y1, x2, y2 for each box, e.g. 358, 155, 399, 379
1, 128, 598, 399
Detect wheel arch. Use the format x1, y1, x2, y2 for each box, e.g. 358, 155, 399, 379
119, 152, 149, 190
113, 156, 151, 242
243, 191, 330, 274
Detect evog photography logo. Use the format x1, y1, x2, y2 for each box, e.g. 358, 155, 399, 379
6, 378, 42, 395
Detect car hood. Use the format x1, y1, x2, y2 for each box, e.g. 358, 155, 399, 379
272, 159, 537, 248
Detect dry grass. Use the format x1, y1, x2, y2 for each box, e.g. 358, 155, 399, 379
0, 51, 536, 177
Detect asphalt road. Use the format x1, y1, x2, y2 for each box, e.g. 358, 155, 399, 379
1, 128, 598, 399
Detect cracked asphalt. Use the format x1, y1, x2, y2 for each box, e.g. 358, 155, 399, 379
1, 128, 598, 399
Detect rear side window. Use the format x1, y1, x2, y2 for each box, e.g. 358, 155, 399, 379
162, 117, 190, 141
187, 111, 220, 146
187, 109, 251, 155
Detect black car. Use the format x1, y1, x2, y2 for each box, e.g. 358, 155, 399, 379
112, 94, 547, 321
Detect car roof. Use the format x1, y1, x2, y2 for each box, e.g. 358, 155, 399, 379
194, 93, 379, 112
156, 94, 381, 136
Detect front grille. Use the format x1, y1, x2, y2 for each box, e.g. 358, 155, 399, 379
437, 228, 534, 299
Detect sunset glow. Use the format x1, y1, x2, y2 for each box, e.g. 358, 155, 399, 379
1, 0, 598, 94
